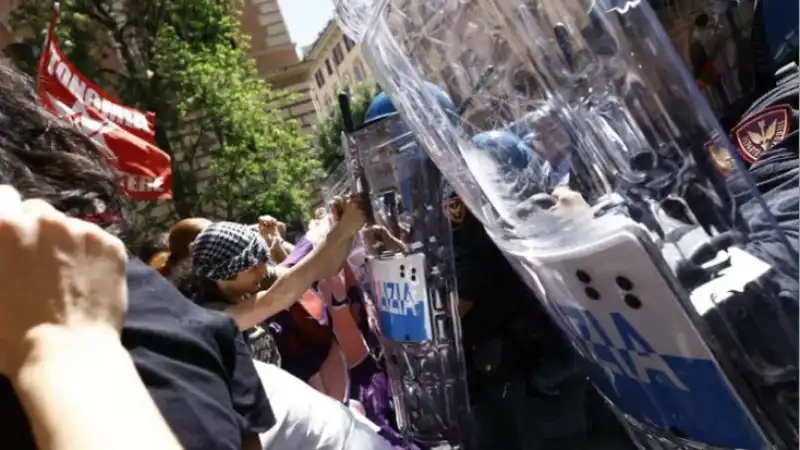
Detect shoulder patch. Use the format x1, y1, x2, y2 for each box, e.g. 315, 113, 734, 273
731, 104, 791, 163
444, 196, 467, 225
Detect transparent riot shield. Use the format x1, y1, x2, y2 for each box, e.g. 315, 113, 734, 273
336, 0, 799, 449
343, 116, 471, 448
321, 160, 351, 204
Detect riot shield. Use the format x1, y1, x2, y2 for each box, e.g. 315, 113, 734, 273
335, 0, 799, 449
321, 160, 351, 205
343, 115, 471, 448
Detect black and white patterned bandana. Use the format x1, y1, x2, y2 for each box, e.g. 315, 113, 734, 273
191, 221, 270, 281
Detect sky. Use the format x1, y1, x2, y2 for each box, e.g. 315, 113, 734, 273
276, 0, 335, 58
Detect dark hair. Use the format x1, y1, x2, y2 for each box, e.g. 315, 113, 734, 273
163, 257, 200, 299
164, 256, 231, 306
138, 232, 169, 264
0, 58, 123, 231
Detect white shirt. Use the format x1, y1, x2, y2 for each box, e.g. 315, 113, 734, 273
254, 360, 394, 450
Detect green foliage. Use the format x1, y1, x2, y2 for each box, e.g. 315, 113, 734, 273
8, 0, 318, 230
311, 81, 380, 174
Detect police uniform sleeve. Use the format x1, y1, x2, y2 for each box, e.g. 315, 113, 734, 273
447, 194, 497, 303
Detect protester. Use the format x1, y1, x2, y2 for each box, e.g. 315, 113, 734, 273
137, 232, 169, 270
190, 196, 364, 331
0, 185, 182, 450
0, 57, 275, 450
256, 214, 294, 264
161, 217, 212, 275
184, 209, 406, 449
274, 209, 419, 449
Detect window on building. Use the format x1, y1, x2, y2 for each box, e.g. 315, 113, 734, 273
325, 58, 333, 75
353, 60, 365, 81
314, 69, 325, 88
332, 43, 344, 66
324, 94, 332, 107
344, 36, 355, 51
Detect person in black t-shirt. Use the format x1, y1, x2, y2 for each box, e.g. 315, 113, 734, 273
0, 58, 273, 450
0, 184, 183, 450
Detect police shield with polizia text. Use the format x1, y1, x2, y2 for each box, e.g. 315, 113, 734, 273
339, 84, 472, 449
335, 0, 797, 449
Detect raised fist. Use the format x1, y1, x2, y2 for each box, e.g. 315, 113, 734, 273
0, 185, 128, 374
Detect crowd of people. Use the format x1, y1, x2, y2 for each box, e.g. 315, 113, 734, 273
0, 49, 632, 449
137, 207, 417, 449
0, 0, 796, 446
0, 54, 409, 450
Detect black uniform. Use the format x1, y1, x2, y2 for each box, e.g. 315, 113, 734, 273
444, 191, 591, 450
728, 67, 799, 445
720, 66, 797, 296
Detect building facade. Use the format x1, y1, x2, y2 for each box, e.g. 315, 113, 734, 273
0, 0, 19, 49
304, 20, 374, 119
240, 0, 317, 134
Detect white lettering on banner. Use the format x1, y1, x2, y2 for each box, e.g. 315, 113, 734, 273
67, 75, 86, 102
124, 174, 164, 193
554, 303, 690, 391
46, 44, 151, 133
55, 60, 71, 86
46, 45, 61, 76
85, 88, 102, 111
380, 282, 419, 316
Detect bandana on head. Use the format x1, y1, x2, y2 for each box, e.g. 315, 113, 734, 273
191, 221, 270, 281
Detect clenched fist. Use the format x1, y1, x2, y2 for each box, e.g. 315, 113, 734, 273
330, 194, 367, 236
0, 185, 128, 374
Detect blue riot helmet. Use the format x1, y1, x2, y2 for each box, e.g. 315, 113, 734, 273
363, 82, 458, 126
471, 130, 566, 214
359, 84, 459, 232
363, 91, 397, 125
472, 130, 532, 171
514, 104, 618, 208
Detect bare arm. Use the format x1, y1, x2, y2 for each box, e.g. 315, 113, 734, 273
11, 326, 182, 450
227, 225, 356, 329
268, 240, 289, 264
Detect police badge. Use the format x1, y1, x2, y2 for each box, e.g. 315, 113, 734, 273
731, 104, 791, 163
704, 133, 736, 177
444, 196, 467, 225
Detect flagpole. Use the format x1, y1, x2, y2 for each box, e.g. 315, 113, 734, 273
36, 2, 60, 92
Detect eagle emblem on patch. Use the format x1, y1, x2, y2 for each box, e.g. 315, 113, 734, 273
444, 196, 466, 224
731, 105, 791, 163
703, 134, 736, 176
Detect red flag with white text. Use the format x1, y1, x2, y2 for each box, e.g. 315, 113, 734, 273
36, 5, 172, 200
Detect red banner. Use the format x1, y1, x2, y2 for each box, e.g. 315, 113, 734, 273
36, 5, 172, 200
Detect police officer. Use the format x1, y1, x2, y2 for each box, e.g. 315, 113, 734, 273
716, 18, 799, 442
444, 130, 592, 450
357, 88, 588, 448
